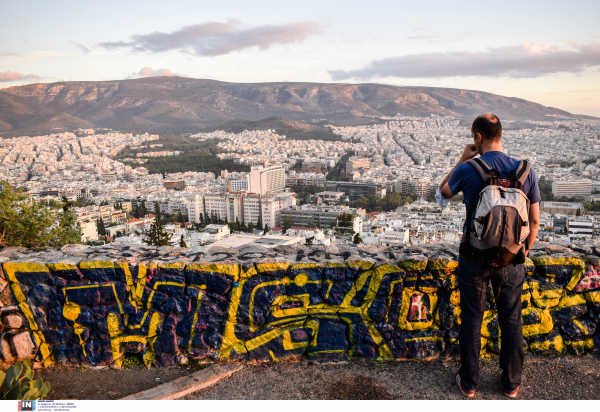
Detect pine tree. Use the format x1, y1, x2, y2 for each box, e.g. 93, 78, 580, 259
263, 224, 269, 235
142, 202, 173, 247
248, 221, 254, 233
0, 182, 81, 248
97, 217, 106, 236
282, 214, 293, 234
179, 234, 187, 248
256, 216, 263, 231
353, 232, 363, 244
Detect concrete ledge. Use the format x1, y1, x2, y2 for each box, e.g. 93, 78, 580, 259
121, 364, 244, 400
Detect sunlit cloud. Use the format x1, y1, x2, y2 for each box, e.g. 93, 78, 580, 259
329, 42, 600, 80
99, 19, 321, 56
132, 67, 185, 77
69, 40, 90, 54
0, 70, 41, 82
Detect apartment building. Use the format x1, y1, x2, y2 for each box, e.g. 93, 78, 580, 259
164, 179, 186, 191
346, 158, 370, 174
281, 205, 363, 233
324, 181, 386, 200
393, 177, 434, 198
567, 218, 594, 241
227, 179, 248, 192
540, 201, 585, 215
248, 165, 285, 195
186, 192, 295, 228
552, 180, 592, 198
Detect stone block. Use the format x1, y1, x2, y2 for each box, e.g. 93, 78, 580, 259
52, 343, 88, 365
551, 293, 588, 327
0, 330, 38, 361
185, 263, 237, 296
2, 262, 52, 285
386, 328, 445, 359
0, 305, 26, 329
152, 330, 179, 355
27, 284, 59, 308
47, 262, 83, 281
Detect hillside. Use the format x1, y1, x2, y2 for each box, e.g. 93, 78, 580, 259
200, 116, 343, 141
0, 77, 587, 137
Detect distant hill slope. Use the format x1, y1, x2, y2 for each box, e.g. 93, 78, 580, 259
0, 77, 588, 137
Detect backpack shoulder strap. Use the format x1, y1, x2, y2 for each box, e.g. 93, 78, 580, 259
513, 160, 531, 185
467, 158, 492, 183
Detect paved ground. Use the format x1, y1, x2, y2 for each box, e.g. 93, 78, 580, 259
37, 361, 208, 400
34, 353, 600, 400
185, 354, 600, 400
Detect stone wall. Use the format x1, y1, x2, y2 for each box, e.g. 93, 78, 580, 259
0, 243, 599, 368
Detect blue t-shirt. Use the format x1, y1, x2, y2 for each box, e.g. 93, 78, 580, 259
448, 151, 541, 228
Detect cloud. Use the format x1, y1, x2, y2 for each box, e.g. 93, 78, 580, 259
69, 40, 90, 54
132, 67, 185, 77
329, 42, 600, 80
0, 70, 41, 82
99, 19, 321, 56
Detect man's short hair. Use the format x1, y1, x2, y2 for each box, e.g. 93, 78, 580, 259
471, 114, 502, 142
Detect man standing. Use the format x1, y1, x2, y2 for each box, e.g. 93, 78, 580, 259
438, 114, 541, 398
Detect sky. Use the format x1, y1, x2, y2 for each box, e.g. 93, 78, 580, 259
1, 0, 599, 116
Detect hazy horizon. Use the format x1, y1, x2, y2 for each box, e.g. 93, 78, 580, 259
1, 0, 599, 116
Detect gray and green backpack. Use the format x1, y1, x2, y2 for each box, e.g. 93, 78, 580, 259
459, 157, 531, 267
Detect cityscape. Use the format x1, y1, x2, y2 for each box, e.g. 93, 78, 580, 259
1, 112, 598, 249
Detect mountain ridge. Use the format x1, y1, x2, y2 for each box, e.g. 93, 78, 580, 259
0, 77, 591, 137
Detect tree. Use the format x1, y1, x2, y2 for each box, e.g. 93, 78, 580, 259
96, 217, 106, 236
263, 224, 269, 235
175, 211, 186, 223
353, 232, 363, 245
0, 181, 81, 248
282, 214, 293, 234
305, 236, 314, 245
179, 234, 187, 248
142, 202, 173, 247
256, 216, 263, 231
247, 221, 255, 233
576, 208, 581, 216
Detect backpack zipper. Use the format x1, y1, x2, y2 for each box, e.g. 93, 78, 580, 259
497, 208, 507, 261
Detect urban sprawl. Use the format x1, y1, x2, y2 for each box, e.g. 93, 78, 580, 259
1, 114, 599, 249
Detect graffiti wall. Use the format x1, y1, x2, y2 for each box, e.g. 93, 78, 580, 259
0, 243, 599, 368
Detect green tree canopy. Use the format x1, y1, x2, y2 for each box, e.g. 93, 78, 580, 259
142, 202, 172, 247
0, 181, 81, 248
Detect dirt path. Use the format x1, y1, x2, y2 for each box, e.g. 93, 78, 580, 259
32, 353, 600, 400
185, 354, 600, 400
36, 363, 208, 400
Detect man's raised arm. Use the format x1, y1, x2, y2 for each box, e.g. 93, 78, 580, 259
525, 202, 540, 256
438, 143, 478, 199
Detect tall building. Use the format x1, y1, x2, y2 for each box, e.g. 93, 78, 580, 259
567, 218, 594, 241
393, 177, 434, 198
552, 180, 591, 198
186, 192, 296, 228
247, 165, 285, 195
281, 205, 364, 233
228, 179, 248, 192
346, 158, 370, 174
164, 179, 186, 191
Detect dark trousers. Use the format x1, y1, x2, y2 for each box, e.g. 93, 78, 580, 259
457, 254, 524, 391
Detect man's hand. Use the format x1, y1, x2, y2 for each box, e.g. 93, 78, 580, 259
461, 144, 478, 162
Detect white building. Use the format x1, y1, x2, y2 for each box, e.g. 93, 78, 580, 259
80, 220, 98, 241
228, 179, 248, 192
567, 218, 594, 241
248, 165, 285, 195
552, 180, 592, 198
185, 192, 296, 228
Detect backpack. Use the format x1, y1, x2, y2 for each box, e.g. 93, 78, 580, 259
459, 157, 531, 267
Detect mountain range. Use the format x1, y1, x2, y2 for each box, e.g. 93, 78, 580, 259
0, 77, 590, 137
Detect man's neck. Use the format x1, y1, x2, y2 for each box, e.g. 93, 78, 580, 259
480, 143, 503, 155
